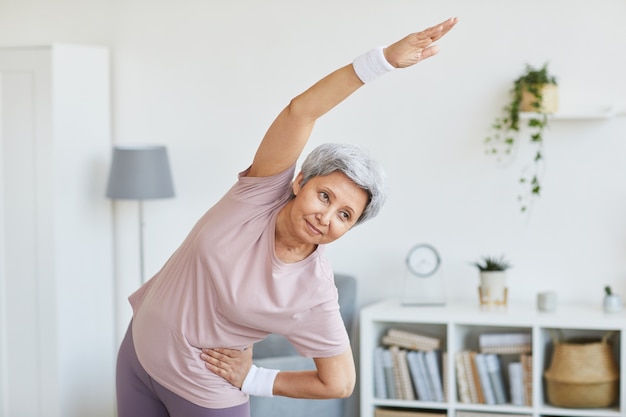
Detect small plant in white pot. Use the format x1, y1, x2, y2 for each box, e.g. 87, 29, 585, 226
472, 255, 512, 307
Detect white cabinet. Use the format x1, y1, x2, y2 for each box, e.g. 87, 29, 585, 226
360, 300, 625, 417
0, 45, 114, 417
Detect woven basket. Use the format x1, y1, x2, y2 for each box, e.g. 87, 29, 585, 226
544, 331, 619, 408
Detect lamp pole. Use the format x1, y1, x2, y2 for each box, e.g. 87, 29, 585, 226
138, 200, 145, 284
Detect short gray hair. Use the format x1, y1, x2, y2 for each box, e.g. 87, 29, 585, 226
298, 143, 387, 225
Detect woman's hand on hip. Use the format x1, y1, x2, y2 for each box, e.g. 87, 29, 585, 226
201, 346, 253, 389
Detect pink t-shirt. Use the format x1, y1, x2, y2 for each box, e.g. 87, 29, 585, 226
128, 165, 350, 408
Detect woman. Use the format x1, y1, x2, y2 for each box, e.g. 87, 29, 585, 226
116, 16, 458, 417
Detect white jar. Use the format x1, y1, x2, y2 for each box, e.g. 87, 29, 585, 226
603, 294, 623, 313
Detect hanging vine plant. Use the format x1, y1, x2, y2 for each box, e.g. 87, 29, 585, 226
484, 63, 558, 212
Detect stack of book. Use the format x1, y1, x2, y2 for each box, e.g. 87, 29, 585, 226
479, 333, 531, 355
382, 328, 441, 352
374, 328, 445, 402
455, 332, 533, 406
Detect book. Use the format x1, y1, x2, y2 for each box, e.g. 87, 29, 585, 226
382, 328, 441, 351
508, 361, 524, 406
456, 412, 531, 417
397, 349, 416, 400
480, 344, 532, 355
389, 346, 406, 400
485, 353, 507, 404
374, 346, 388, 399
407, 350, 432, 401
461, 351, 480, 404
375, 408, 446, 417
479, 333, 532, 354
479, 332, 531, 347
382, 348, 397, 400
454, 351, 471, 403
468, 351, 485, 404
423, 351, 437, 400
521, 353, 533, 406
424, 350, 445, 402
442, 351, 448, 401
474, 353, 496, 405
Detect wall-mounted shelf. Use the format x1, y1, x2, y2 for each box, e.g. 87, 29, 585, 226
519, 106, 624, 121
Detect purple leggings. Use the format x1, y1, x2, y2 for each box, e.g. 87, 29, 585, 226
116, 322, 250, 417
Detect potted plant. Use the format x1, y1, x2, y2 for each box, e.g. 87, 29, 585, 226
472, 255, 512, 306
484, 63, 558, 213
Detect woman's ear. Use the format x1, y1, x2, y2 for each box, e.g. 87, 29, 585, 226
292, 172, 304, 195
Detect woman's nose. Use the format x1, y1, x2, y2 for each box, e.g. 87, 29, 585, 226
316, 210, 331, 225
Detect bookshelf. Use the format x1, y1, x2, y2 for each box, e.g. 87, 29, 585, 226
360, 300, 625, 417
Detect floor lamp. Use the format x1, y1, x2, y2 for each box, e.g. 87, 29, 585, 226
106, 145, 175, 284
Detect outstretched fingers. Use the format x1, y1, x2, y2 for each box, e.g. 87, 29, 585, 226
417, 44, 440, 61
384, 17, 457, 68
201, 346, 253, 389
422, 17, 458, 43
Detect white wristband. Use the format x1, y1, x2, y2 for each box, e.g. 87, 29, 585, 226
241, 364, 279, 397
352, 46, 395, 83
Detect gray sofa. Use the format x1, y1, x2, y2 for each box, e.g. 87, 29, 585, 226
250, 273, 357, 417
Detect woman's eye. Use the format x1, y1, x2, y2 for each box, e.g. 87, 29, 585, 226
319, 192, 329, 202
340, 211, 350, 221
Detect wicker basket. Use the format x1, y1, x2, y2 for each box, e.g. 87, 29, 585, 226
544, 331, 619, 408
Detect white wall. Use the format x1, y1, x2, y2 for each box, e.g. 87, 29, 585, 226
120, 0, 626, 313
1, 0, 625, 385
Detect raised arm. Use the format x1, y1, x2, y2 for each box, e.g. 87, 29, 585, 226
247, 17, 458, 178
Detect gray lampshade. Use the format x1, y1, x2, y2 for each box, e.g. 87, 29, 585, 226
106, 145, 175, 200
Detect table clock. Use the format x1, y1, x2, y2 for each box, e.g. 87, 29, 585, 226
402, 243, 446, 305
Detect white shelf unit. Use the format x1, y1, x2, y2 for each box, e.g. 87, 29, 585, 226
360, 300, 625, 417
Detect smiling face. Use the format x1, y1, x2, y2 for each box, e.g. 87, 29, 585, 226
283, 171, 369, 247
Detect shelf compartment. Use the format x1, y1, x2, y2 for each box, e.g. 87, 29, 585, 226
538, 327, 621, 413
451, 327, 532, 409
368, 321, 447, 403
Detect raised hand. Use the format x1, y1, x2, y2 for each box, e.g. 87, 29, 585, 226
384, 17, 458, 68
